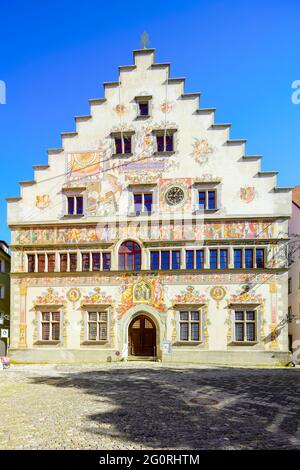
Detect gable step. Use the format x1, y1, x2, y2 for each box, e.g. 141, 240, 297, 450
242, 155, 262, 161
89, 98, 107, 105
74, 115, 92, 122
47, 148, 64, 155
150, 63, 170, 70
210, 123, 231, 129
32, 165, 50, 170
257, 171, 278, 177
103, 81, 119, 88
181, 92, 201, 99
61, 131, 78, 138
119, 65, 136, 71
273, 187, 294, 192
195, 108, 216, 114
227, 139, 247, 145
19, 180, 36, 186
6, 197, 22, 202
168, 77, 185, 84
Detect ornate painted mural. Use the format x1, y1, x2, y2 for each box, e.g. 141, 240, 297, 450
117, 275, 165, 318
14, 219, 276, 245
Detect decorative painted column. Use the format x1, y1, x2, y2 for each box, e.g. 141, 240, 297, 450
18, 285, 27, 348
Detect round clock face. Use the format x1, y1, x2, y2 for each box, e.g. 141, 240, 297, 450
165, 186, 185, 206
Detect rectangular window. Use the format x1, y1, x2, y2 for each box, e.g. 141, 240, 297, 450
198, 191, 206, 209
47, 254, 56, 272
196, 250, 204, 269
41, 312, 60, 341
67, 196, 83, 215
210, 249, 218, 269
220, 249, 228, 269
114, 134, 132, 155
234, 249, 243, 269
156, 133, 174, 152
245, 249, 254, 268
82, 253, 90, 271
172, 251, 181, 270
150, 251, 159, 270
38, 254, 45, 273
138, 101, 149, 116
186, 250, 204, 269
179, 310, 201, 342
256, 249, 264, 268
88, 311, 108, 341
208, 191, 216, 210
0, 260, 5, 272
198, 190, 217, 210
69, 253, 77, 272
234, 310, 256, 342
161, 251, 170, 270
92, 253, 100, 271
133, 193, 153, 213
102, 253, 111, 271
28, 254, 35, 272
186, 250, 194, 269
288, 277, 292, 294
60, 254, 68, 272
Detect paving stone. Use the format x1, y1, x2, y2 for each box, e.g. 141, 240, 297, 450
0, 363, 299, 449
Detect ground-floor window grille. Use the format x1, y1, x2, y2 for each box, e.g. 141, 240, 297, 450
41, 312, 60, 341
234, 310, 256, 342
88, 311, 108, 341
179, 310, 201, 342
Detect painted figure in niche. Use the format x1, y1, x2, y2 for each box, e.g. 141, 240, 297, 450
153, 279, 164, 308
133, 281, 152, 302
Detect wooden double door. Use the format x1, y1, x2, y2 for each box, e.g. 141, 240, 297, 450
129, 315, 156, 357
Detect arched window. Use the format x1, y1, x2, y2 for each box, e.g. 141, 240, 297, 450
119, 241, 141, 271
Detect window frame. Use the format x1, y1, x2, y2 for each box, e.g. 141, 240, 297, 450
66, 194, 84, 216
152, 129, 176, 154
135, 95, 152, 119
150, 249, 181, 270
112, 131, 134, 156
233, 308, 257, 343
39, 310, 61, 343
178, 309, 202, 343
87, 310, 109, 342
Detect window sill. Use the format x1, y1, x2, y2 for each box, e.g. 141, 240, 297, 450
62, 214, 84, 219
173, 341, 203, 346
153, 151, 175, 157
135, 115, 150, 120
111, 153, 133, 158
193, 208, 219, 214
34, 340, 61, 346
81, 340, 109, 346
229, 341, 258, 346
128, 211, 153, 217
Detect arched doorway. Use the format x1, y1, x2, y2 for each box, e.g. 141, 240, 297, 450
129, 314, 156, 357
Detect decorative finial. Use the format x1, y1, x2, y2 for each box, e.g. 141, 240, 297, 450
140, 32, 150, 49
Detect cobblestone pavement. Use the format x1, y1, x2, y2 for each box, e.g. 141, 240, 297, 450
0, 363, 299, 450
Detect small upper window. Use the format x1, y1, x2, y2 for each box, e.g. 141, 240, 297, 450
198, 190, 217, 210
138, 102, 149, 116
67, 195, 83, 216
133, 193, 153, 214
135, 95, 151, 118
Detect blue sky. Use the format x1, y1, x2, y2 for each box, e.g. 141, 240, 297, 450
0, 0, 300, 242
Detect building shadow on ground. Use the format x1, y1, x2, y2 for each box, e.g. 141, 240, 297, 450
30, 366, 300, 449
